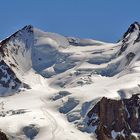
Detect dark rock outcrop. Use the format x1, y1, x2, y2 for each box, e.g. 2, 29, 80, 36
125, 52, 135, 65
0, 60, 21, 90
0, 131, 8, 140
86, 94, 140, 140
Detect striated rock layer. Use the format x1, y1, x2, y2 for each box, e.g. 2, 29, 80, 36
86, 94, 140, 140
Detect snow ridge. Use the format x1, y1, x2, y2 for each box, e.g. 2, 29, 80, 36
0, 22, 140, 140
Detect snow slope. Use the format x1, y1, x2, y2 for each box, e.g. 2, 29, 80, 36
0, 22, 140, 139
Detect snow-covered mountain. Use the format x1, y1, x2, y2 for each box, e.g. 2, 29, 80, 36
0, 22, 140, 140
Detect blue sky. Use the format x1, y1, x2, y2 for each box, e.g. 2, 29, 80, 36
0, 0, 140, 42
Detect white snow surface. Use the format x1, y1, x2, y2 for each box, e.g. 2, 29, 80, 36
0, 24, 140, 139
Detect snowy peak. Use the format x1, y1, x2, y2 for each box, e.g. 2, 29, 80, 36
0, 22, 140, 93
119, 22, 140, 50
123, 21, 140, 39
122, 21, 140, 45
22, 25, 33, 32
118, 22, 140, 59
0, 25, 34, 75
111, 22, 140, 76
0, 25, 33, 48
1, 23, 140, 140
0, 25, 34, 95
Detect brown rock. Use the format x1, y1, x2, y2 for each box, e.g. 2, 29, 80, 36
86, 94, 140, 140
96, 123, 112, 140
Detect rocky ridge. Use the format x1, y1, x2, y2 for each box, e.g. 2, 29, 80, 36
85, 94, 140, 140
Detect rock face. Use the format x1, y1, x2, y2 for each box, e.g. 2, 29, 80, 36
0, 25, 33, 74
0, 25, 33, 96
0, 131, 8, 140
0, 60, 21, 91
118, 22, 140, 56
86, 94, 140, 140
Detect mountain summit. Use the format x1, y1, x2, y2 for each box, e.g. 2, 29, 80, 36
0, 22, 140, 140
123, 21, 140, 39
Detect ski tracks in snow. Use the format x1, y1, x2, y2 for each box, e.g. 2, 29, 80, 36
40, 97, 63, 140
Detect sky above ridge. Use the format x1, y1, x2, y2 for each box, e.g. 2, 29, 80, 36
0, 0, 140, 42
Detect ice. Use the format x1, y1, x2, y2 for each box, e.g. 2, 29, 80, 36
0, 23, 140, 139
